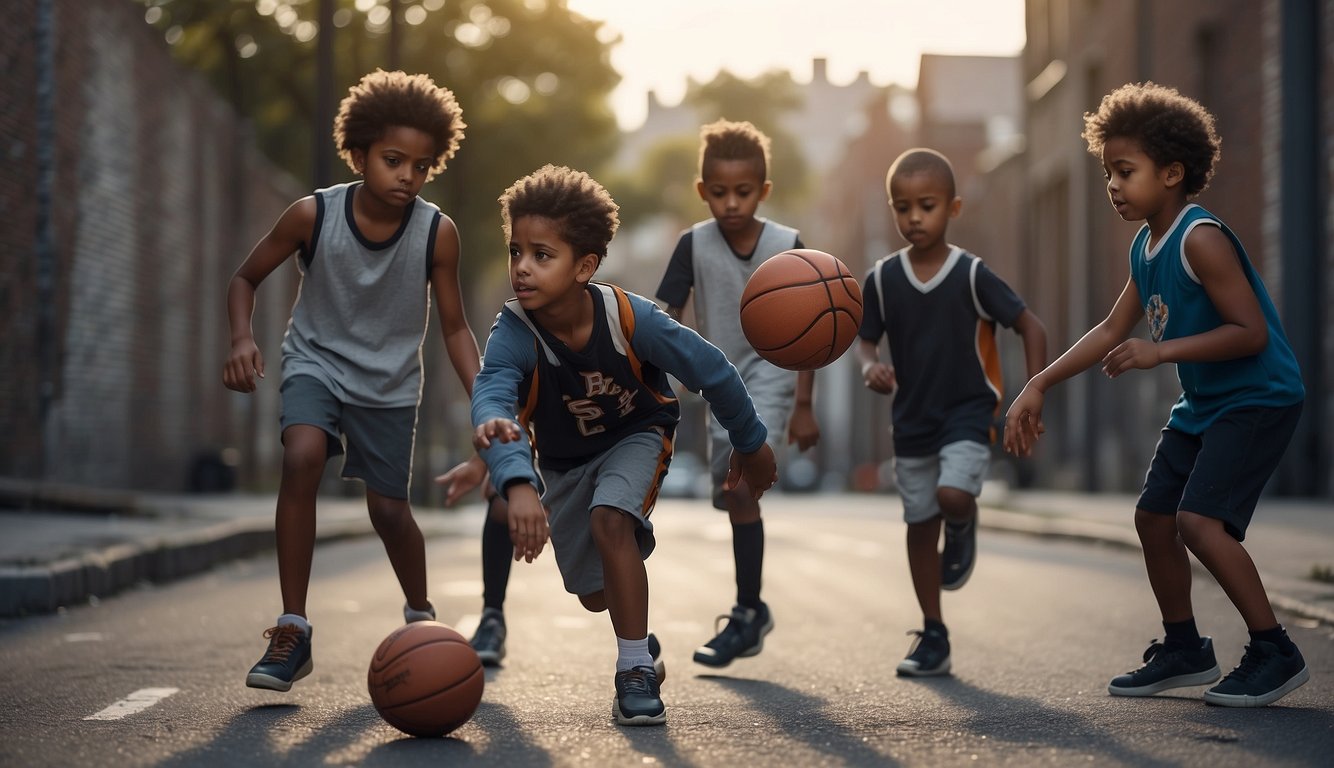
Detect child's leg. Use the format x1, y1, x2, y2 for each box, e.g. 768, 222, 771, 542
481, 492, 514, 611
938, 487, 977, 525
906, 518, 944, 623
1135, 509, 1195, 623
1176, 512, 1277, 630
721, 485, 764, 608
366, 490, 430, 612
588, 505, 649, 640
275, 424, 328, 617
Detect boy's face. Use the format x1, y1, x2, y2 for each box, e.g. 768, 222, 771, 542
1100, 135, 1182, 223
350, 125, 436, 209
888, 171, 959, 254
696, 158, 771, 236
508, 215, 598, 313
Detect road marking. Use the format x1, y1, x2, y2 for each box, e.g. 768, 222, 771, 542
84, 688, 179, 721
64, 632, 104, 643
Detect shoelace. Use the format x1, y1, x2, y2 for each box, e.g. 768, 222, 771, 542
617, 667, 657, 696
1220, 644, 1266, 683
260, 625, 304, 663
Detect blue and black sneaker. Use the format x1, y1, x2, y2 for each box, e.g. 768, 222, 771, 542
1203, 640, 1309, 707
896, 626, 951, 677
470, 608, 507, 667
246, 624, 313, 692
1108, 637, 1220, 696
613, 665, 665, 726
693, 602, 774, 668
941, 517, 977, 591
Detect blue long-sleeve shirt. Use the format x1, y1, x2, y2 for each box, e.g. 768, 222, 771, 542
472, 283, 767, 495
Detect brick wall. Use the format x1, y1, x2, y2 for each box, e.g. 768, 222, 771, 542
2, 0, 301, 491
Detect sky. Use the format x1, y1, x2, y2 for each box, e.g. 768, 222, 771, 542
566, 0, 1029, 130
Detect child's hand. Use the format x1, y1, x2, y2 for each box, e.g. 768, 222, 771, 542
504, 483, 549, 563
787, 404, 821, 451
1102, 338, 1162, 378
473, 418, 523, 450
433, 455, 487, 507
1003, 385, 1046, 457
862, 361, 896, 395
223, 338, 265, 393
725, 444, 778, 500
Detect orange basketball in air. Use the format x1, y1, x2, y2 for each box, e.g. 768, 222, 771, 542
739, 249, 863, 370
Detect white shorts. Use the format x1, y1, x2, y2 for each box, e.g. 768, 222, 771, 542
893, 440, 991, 524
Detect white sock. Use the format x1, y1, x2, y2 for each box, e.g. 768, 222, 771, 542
616, 635, 652, 672
277, 613, 310, 635
404, 601, 436, 623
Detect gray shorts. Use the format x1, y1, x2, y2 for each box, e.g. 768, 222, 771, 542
707, 369, 794, 509
543, 429, 672, 596
893, 440, 991, 524
279, 375, 417, 499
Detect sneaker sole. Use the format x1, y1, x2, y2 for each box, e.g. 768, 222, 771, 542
245, 658, 313, 692
895, 657, 951, 677
941, 558, 975, 591
1107, 665, 1221, 696
474, 647, 506, 667
692, 613, 776, 668
613, 700, 666, 726
1202, 665, 1309, 707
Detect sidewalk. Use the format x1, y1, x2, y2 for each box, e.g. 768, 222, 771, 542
1, 477, 1331, 623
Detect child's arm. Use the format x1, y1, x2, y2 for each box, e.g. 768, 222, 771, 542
787, 370, 820, 450
223, 197, 316, 393
856, 338, 896, 394
428, 214, 483, 395
1003, 277, 1142, 456
1104, 224, 1268, 377
1010, 308, 1049, 381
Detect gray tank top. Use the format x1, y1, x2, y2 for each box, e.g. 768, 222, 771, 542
280, 182, 440, 408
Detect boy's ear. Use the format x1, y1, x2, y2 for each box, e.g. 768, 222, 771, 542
758, 179, 773, 202
349, 148, 366, 175
695, 179, 707, 202
949, 196, 963, 218
1163, 161, 1186, 188
575, 252, 600, 283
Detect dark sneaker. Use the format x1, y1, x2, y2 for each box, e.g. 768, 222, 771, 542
470, 609, 507, 666
1203, 640, 1309, 707
941, 518, 976, 591
403, 601, 436, 623
647, 632, 666, 683
693, 603, 774, 668
896, 627, 951, 677
1107, 637, 1220, 696
246, 624, 313, 692
613, 666, 666, 726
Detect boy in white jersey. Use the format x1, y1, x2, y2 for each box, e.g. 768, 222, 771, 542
655, 119, 819, 668
1005, 82, 1308, 707
223, 70, 481, 692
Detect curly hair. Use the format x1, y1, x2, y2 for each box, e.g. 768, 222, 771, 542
886, 147, 957, 199
499, 165, 621, 261
698, 119, 771, 181
333, 69, 465, 180
1082, 82, 1220, 197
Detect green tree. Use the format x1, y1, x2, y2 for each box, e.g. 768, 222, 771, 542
137, 0, 621, 295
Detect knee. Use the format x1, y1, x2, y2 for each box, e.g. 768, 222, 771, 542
590, 506, 634, 546
578, 591, 607, 612
1175, 510, 1219, 550
281, 438, 326, 478
936, 487, 974, 517
367, 496, 413, 530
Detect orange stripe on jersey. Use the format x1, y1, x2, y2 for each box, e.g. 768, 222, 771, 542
517, 349, 542, 428
612, 285, 676, 406
641, 427, 674, 519
976, 319, 1003, 440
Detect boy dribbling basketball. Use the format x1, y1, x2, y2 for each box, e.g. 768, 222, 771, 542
470, 164, 777, 726
223, 70, 481, 692
857, 148, 1047, 677
654, 119, 819, 668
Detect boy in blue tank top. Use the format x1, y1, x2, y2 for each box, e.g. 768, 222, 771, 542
655, 119, 820, 669
1004, 82, 1308, 707
469, 165, 777, 726
223, 70, 482, 692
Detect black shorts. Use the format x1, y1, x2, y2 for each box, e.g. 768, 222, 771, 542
1136, 403, 1302, 541
279, 375, 418, 499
